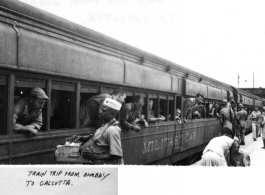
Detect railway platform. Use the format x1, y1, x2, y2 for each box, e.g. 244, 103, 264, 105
192, 132, 265, 166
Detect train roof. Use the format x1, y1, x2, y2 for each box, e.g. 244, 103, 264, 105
0, 0, 238, 91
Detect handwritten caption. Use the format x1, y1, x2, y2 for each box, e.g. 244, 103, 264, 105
26, 170, 110, 187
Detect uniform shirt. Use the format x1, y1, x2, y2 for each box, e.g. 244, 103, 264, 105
250, 111, 261, 123
80, 94, 111, 128
13, 97, 42, 130
220, 107, 234, 130
203, 136, 234, 158
120, 103, 139, 130
237, 109, 248, 128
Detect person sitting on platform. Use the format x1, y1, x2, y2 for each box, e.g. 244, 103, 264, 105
200, 127, 235, 166
75, 98, 123, 164
13, 87, 49, 136
120, 95, 144, 132
148, 100, 165, 123
80, 89, 126, 129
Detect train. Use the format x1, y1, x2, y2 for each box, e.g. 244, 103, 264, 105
0, 0, 263, 165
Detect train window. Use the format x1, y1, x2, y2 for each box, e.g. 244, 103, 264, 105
135, 91, 147, 119
159, 94, 167, 121
205, 100, 210, 118
169, 96, 182, 122
168, 96, 174, 121
50, 81, 75, 130
148, 93, 158, 123
184, 97, 194, 122
124, 90, 134, 104
80, 84, 99, 104
14, 77, 48, 132
0, 75, 7, 135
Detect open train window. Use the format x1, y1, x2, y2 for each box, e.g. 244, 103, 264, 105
148, 93, 159, 123
0, 75, 8, 135
169, 96, 174, 121
14, 76, 47, 132
169, 96, 182, 122
50, 81, 75, 130
159, 94, 168, 121
135, 91, 147, 119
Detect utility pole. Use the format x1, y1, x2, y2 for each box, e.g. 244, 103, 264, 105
238, 74, 240, 88
245, 80, 247, 87
253, 73, 254, 88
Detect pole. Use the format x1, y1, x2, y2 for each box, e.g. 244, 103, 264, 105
238, 74, 240, 88
253, 73, 254, 88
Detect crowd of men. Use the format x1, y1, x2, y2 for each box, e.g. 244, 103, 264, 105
13, 87, 264, 165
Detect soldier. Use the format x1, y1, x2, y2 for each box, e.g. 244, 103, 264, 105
120, 95, 144, 132
192, 93, 206, 119
13, 87, 49, 136
219, 99, 235, 136
148, 100, 165, 123
236, 104, 248, 145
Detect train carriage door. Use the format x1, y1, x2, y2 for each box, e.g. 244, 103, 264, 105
0, 75, 8, 135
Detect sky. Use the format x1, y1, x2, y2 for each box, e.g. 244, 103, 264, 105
18, 0, 265, 88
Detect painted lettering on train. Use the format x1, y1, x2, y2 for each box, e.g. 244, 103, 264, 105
143, 131, 198, 154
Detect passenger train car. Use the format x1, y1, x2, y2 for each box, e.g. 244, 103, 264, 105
0, 0, 262, 165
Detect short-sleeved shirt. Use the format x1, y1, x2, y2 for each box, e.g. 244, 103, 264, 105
220, 107, 234, 130
237, 109, 248, 128
203, 136, 234, 158
13, 97, 42, 130
250, 111, 261, 123
80, 94, 111, 128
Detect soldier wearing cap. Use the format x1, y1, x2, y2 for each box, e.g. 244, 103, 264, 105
74, 98, 123, 164
236, 104, 248, 145
13, 87, 49, 136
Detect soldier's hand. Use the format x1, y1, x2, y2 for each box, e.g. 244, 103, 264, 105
27, 127, 38, 136
132, 126, 141, 132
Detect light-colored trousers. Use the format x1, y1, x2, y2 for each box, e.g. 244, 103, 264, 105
252, 122, 260, 139
201, 151, 227, 166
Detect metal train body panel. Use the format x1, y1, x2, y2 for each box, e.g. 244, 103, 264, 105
0, 0, 262, 165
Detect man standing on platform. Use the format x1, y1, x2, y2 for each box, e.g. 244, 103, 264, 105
250, 106, 261, 141
236, 104, 248, 145
219, 99, 235, 136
